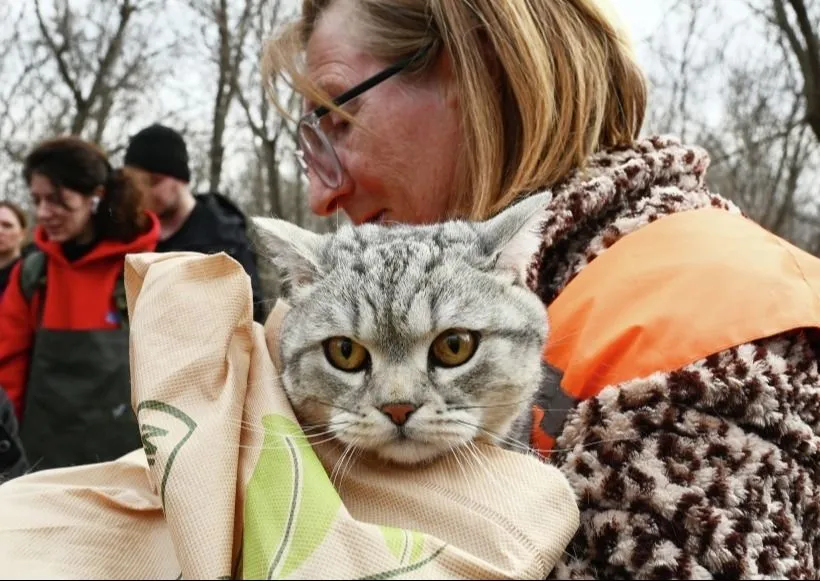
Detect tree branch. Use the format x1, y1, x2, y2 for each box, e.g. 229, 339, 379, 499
34, 0, 85, 113
76, 0, 137, 134
773, 0, 820, 140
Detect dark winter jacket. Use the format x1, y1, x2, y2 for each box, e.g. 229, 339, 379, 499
0, 387, 27, 481
157, 193, 265, 323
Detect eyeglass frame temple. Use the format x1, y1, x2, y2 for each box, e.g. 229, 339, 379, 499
309, 42, 435, 119
295, 42, 434, 186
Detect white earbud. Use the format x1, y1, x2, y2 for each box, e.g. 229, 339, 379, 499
91, 196, 101, 214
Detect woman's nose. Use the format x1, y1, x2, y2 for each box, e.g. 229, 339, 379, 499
307, 171, 353, 217
35, 202, 51, 221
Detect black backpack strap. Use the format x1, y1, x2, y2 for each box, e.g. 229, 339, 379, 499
112, 270, 129, 330
18, 251, 48, 327
18, 251, 47, 303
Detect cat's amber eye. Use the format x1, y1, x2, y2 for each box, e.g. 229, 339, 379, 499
430, 329, 480, 368
323, 337, 370, 372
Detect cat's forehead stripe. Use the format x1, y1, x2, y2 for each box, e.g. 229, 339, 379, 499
311, 223, 478, 353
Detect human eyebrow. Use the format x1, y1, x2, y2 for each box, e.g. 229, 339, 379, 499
31, 190, 58, 202
303, 79, 349, 116
318, 79, 348, 101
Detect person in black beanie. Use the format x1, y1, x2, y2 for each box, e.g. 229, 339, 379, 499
124, 124, 266, 323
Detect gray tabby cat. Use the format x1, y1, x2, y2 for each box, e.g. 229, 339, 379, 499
252, 191, 552, 465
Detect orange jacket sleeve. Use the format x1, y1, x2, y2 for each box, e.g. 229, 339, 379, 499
0, 262, 34, 419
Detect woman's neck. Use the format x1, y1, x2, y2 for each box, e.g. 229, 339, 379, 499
73, 223, 96, 246
62, 230, 98, 262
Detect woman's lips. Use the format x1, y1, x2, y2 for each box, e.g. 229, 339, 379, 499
363, 210, 386, 225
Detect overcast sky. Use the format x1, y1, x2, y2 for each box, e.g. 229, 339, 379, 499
606, 1, 678, 72
611, 0, 665, 43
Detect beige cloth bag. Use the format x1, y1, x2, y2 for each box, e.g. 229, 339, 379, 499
0, 252, 579, 579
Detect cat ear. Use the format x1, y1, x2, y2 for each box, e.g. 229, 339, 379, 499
478, 191, 552, 281
251, 217, 324, 289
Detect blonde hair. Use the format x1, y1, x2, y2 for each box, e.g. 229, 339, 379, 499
266, 0, 647, 220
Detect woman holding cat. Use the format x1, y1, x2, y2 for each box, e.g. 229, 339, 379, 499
267, 0, 820, 578
0, 137, 159, 472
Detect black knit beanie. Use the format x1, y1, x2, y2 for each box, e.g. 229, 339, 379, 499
124, 124, 191, 183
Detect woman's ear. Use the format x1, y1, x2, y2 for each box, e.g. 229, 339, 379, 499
90, 185, 105, 214
435, 48, 460, 111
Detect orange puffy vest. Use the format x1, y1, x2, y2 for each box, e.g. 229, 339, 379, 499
531, 208, 820, 455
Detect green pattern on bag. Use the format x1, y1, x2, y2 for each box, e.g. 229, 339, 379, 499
243, 414, 342, 579
379, 527, 426, 566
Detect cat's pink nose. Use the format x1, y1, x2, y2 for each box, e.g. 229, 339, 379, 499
380, 403, 418, 426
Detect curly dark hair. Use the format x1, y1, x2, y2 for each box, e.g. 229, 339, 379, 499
23, 136, 149, 242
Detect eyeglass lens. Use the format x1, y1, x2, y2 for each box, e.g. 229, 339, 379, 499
299, 121, 342, 188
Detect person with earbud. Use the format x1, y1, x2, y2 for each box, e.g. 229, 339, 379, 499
0, 137, 159, 472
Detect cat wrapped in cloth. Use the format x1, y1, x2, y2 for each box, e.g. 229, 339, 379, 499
253, 191, 557, 466
0, 191, 578, 580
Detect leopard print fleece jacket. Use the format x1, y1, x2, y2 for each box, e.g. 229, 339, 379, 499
528, 135, 820, 579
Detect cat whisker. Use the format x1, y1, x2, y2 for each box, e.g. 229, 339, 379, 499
447, 397, 533, 411
298, 435, 346, 447
236, 436, 342, 452
461, 441, 501, 490
446, 446, 471, 486
458, 446, 478, 481
304, 397, 364, 416
466, 439, 526, 492
330, 439, 360, 487
456, 418, 645, 456
299, 432, 342, 443
546, 435, 643, 454
342, 445, 364, 487
222, 414, 351, 450
329, 445, 349, 486
229, 421, 349, 442
453, 419, 535, 455
302, 422, 351, 436
457, 443, 484, 487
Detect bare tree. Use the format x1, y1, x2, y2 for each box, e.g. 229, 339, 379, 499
768, 0, 820, 141
231, 0, 337, 235
32, 0, 168, 140
0, 5, 34, 144
0, 4, 33, 205
644, 0, 819, 253
228, 0, 339, 302
644, 0, 725, 141
186, 0, 254, 192
233, 0, 305, 220
0, 0, 178, 208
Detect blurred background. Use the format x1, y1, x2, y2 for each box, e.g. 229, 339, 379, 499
0, 0, 818, 253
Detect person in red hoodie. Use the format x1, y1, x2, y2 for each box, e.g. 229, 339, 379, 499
0, 136, 159, 472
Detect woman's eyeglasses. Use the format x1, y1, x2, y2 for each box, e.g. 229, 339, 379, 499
295, 43, 433, 189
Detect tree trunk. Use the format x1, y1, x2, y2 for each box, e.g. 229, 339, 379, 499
263, 139, 281, 217
773, 0, 820, 141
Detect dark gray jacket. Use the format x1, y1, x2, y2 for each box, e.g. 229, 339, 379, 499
0, 387, 28, 481
155, 192, 266, 322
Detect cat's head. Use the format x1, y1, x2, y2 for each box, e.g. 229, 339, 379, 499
252, 192, 551, 465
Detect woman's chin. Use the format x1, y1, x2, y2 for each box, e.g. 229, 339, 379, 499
43, 230, 69, 243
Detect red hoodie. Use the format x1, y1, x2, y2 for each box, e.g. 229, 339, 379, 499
0, 213, 159, 417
